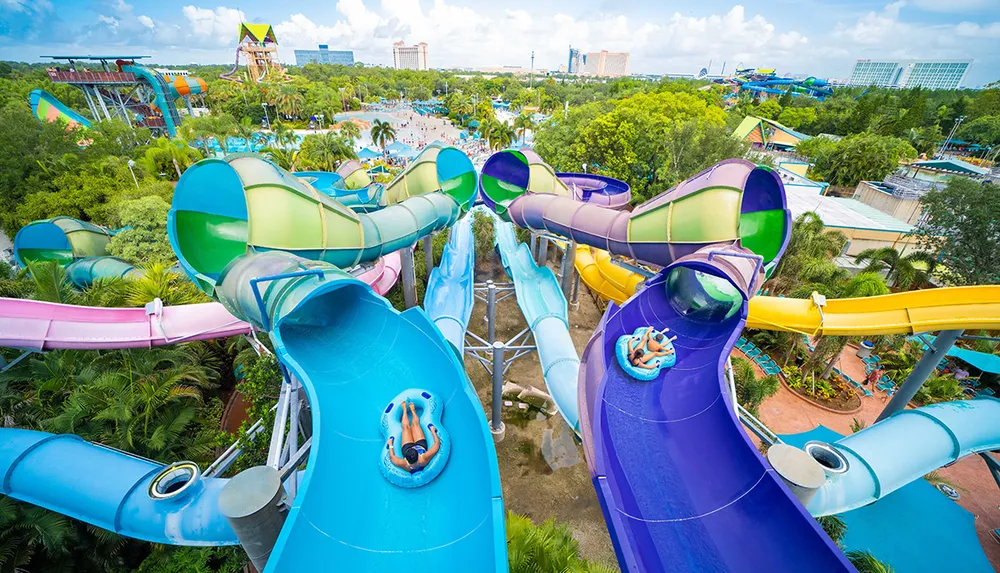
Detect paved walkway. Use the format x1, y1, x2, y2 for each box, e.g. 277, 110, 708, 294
747, 344, 1000, 569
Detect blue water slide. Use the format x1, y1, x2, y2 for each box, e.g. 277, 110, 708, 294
491, 214, 581, 432
212, 252, 507, 571
423, 216, 475, 354
0, 428, 236, 545
120, 63, 180, 137
294, 170, 386, 212
807, 397, 1000, 516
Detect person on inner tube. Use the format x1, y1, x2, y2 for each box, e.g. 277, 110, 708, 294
627, 328, 675, 370
387, 401, 440, 473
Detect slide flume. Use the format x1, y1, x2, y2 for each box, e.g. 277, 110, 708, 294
213, 253, 506, 570
579, 256, 852, 572
807, 397, 1000, 517
492, 214, 581, 432
424, 216, 475, 354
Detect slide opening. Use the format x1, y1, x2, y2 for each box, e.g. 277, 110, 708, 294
171, 160, 249, 283
148, 461, 201, 500
740, 166, 789, 265
665, 265, 743, 323
480, 150, 529, 209
805, 442, 849, 475
436, 147, 477, 210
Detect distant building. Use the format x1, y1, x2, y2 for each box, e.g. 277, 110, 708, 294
580, 50, 630, 77
294, 45, 354, 66
732, 116, 810, 151
568, 47, 582, 74
848, 60, 971, 90
393, 42, 429, 71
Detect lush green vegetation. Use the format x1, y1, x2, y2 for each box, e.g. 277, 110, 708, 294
730, 357, 779, 418
506, 512, 616, 573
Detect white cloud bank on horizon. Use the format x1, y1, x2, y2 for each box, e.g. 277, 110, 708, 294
1, 0, 997, 85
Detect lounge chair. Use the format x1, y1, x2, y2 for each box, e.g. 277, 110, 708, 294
746, 348, 761, 359
863, 389, 873, 397
737, 336, 748, 349
754, 354, 771, 365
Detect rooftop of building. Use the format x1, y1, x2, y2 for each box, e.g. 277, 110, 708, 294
786, 185, 914, 233
910, 158, 990, 176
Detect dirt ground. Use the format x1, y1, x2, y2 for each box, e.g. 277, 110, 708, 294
463, 247, 619, 569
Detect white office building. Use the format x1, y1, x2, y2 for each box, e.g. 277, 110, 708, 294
580, 50, 630, 77
848, 60, 971, 90
392, 42, 429, 71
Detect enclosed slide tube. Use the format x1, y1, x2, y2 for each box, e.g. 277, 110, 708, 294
567, 160, 852, 571
296, 161, 386, 212
167, 146, 477, 297
0, 429, 237, 545
481, 151, 790, 270
120, 62, 180, 137
492, 214, 581, 432
557, 172, 631, 210
0, 251, 401, 351
423, 216, 475, 354
806, 398, 1000, 517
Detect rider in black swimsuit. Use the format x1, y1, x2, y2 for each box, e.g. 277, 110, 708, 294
388, 401, 440, 472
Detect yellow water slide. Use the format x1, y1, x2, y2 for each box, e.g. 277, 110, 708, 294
575, 247, 1000, 335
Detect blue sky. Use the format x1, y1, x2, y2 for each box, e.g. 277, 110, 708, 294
2, 0, 997, 86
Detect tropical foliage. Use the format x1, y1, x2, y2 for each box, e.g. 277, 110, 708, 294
506, 512, 616, 573
730, 357, 779, 417
853, 247, 937, 290
370, 118, 396, 151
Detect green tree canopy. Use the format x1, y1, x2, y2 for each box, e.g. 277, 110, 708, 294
912, 177, 1000, 285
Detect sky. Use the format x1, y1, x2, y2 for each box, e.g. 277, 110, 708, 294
1, 0, 997, 86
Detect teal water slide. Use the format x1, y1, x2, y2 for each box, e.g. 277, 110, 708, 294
166, 150, 506, 570
492, 214, 581, 432
423, 216, 475, 354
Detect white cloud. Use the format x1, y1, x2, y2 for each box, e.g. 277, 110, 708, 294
97, 14, 119, 31
955, 21, 1000, 38
182, 5, 244, 45
138, 14, 154, 28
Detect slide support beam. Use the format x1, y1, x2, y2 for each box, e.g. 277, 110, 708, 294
400, 247, 417, 309
219, 466, 288, 573
878, 329, 963, 422
537, 237, 549, 267
423, 235, 434, 276
559, 241, 577, 298
490, 341, 506, 441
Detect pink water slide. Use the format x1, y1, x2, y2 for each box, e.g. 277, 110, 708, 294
0, 252, 401, 351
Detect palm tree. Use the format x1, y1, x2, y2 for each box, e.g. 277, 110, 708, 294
847, 550, 896, 573
123, 263, 208, 307
487, 122, 515, 151
264, 147, 300, 171
274, 85, 304, 119
512, 112, 535, 145
854, 247, 938, 289
271, 121, 297, 150
477, 119, 497, 146
370, 119, 397, 152
302, 132, 358, 171
731, 357, 779, 417
450, 95, 473, 125
234, 116, 258, 149
338, 120, 361, 145
138, 137, 199, 179
771, 212, 847, 280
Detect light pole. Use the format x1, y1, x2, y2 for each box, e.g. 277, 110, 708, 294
319, 113, 325, 129
339, 87, 346, 111
261, 103, 270, 128
938, 115, 967, 159
126, 160, 140, 189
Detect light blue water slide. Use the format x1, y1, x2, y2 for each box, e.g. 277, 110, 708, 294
423, 216, 475, 354
491, 214, 581, 432
0, 429, 236, 545
212, 252, 507, 571
807, 397, 1000, 516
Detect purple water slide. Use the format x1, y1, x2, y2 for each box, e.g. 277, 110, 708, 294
507, 159, 782, 268
0, 252, 401, 351
579, 252, 853, 572
556, 173, 631, 210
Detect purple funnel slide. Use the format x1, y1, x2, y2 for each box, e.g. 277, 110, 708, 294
578, 254, 853, 572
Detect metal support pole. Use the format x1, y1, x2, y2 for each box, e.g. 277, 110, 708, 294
423, 234, 434, 276
95, 86, 112, 121
529, 233, 538, 259
877, 329, 963, 422
218, 466, 288, 572
486, 280, 496, 345
537, 237, 549, 267
560, 240, 576, 297
571, 270, 581, 308
400, 247, 417, 309
490, 341, 506, 442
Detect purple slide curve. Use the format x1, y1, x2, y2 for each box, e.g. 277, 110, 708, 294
577, 254, 853, 572
0, 252, 401, 350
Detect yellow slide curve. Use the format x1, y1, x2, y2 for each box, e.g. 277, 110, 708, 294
574, 246, 1000, 336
